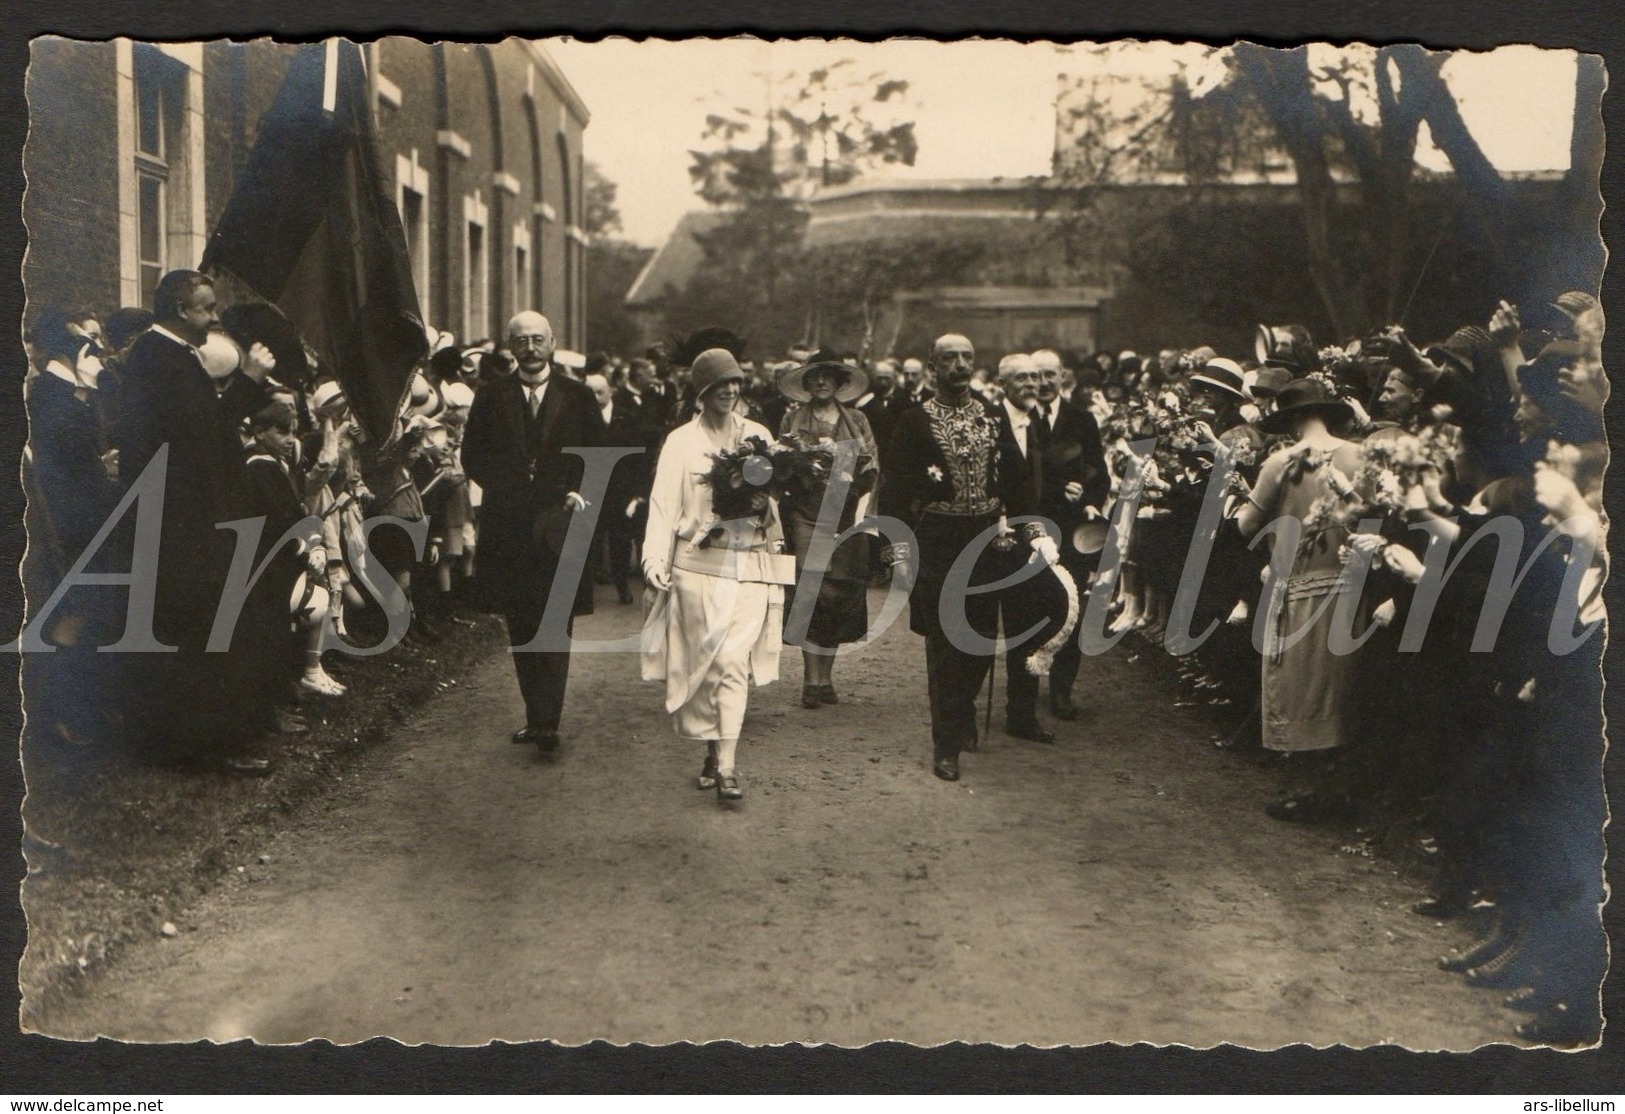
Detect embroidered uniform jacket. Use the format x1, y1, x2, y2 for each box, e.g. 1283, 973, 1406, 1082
879, 395, 1034, 527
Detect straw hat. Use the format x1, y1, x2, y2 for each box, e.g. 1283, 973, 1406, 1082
1071, 519, 1109, 555
1258, 377, 1353, 434
1188, 357, 1249, 400
776, 347, 868, 404
309, 378, 346, 412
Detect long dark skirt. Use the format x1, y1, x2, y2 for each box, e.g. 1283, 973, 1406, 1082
784, 504, 872, 648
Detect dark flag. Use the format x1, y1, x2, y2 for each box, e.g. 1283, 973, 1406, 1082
201, 39, 426, 446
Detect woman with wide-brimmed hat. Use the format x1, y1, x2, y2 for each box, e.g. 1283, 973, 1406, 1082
641, 348, 793, 803
1234, 376, 1367, 822
775, 349, 880, 708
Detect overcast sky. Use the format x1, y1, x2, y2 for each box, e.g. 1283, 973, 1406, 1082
545, 39, 1579, 248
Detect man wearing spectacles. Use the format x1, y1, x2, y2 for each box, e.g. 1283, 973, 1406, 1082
462, 311, 605, 757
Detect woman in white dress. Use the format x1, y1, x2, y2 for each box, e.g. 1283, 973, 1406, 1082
641, 348, 792, 802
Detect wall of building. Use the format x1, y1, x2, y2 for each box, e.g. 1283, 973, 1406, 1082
24, 39, 126, 318
802, 174, 1578, 362
24, 37, 589, 349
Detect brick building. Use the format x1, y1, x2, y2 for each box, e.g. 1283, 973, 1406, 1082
25, 37, 591, 349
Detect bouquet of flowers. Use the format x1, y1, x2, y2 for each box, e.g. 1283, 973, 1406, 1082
1296, 431, 1453, 558
1218, 428, 1261, 500
778, 429, 877, 497
700, 435, 830, 524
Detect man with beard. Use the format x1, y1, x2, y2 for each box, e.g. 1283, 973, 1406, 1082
881, 334, 1055, 781
989, 353, 1057, 743
462, 311, 603, 755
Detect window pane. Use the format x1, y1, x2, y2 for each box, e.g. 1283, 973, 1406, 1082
136, 52, 164, 158
402, 189, 424, 294
140, 263, 162, 310
468, 222, 486, 334
138, 173, 164, 266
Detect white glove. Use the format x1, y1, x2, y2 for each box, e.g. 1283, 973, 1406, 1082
1226, 599, 1250, 625
565, 492, 589, 512
1032, 535, 1060, 568
625, 498, 643, 520
644, 566, 671, 592
1381, 543, 1427, 584
75, 348, 105, 388
1372, 598, 1397, 628
245, 341, 277, 381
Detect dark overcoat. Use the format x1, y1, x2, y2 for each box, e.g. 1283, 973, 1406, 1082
462, 374, 603, 617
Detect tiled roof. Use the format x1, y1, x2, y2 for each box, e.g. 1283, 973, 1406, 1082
624, 210, 728, 308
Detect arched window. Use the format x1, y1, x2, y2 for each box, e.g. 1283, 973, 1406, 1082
476, 45, 506, 328
557, 132, 575, 346
524, 95, 544, 313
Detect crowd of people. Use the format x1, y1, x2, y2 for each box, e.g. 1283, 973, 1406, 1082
21, 264, 1608, 1044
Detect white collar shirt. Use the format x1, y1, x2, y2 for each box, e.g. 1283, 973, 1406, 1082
520, 373, 550, 412
150, 323, 203, 365
1002, 398, 1035, 458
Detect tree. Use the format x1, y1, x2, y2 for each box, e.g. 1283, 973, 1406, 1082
801, 238, 989, 358
583, 160, 622, 238
654, 59, 920, 357
579, 162, 650, 355
1047, 43, 1581, 341
688, 59, 917, 203
1041, 43, 1240, 278
586, 238, 653, 357
1227, 43, 1561, 336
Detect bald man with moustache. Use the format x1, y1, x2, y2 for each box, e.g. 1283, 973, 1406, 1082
462, 311, 604, 754
881, 333, 1042, 781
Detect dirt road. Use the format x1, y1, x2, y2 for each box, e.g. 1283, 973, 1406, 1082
38, 587, 1513, 1048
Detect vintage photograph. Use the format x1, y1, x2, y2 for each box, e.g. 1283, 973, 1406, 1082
15, 35, 1608, 1050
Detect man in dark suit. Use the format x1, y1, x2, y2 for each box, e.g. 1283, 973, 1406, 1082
614, 357, 662, 436
856, 358, 907, 469
898, 357, 934, 407
1031, 348, 1109, 721
462, 310, 603, 754
587, 370, 650, 605
881, 335, 1059, 783
114, 269, 277, 774
988, 353, 1058, 744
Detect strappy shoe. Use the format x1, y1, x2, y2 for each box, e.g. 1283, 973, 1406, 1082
299, 671, 346, 699
697, 754, 720, 791
715, 771, 743, 801
1440, 909, 1518, 972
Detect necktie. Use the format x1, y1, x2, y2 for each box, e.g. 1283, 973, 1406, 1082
528, 385, 542, 417
1023, 415, 1037, 460
1048, 402, 1059, 432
